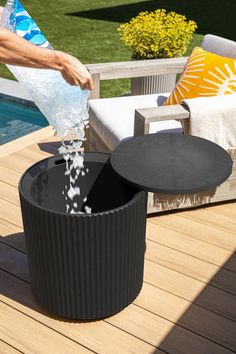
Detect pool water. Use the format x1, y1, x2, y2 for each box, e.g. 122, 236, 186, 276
0, 98, 48, 145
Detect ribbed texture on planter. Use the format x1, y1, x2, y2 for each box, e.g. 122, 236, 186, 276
131, 74, 176, 95
19, 190, 147, 320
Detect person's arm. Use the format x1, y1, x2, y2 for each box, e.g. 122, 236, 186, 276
0, 26, 93, 90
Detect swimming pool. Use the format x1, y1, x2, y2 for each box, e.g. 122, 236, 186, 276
0, 98, 48, 145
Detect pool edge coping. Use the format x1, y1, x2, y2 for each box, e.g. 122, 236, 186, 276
0, 77, 35, 106
0, 125, 55, 159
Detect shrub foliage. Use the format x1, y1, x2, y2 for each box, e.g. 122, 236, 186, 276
118, 9, 197, 59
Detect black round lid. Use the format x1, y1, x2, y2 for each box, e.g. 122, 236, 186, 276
111, 133, 233, 195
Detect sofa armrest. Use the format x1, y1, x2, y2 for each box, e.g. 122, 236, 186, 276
87, 57, 188, 98
134, 105, 190, 135
87, 57, 187, 80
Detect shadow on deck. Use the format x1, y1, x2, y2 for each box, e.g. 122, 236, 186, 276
154, 251, 236, 353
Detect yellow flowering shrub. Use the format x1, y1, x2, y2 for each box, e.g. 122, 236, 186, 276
118, 9, 197, 59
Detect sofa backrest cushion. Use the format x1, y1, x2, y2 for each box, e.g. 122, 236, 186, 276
201, 34, 236, 59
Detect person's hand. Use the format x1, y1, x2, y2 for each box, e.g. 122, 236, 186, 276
57, 51, 94, 90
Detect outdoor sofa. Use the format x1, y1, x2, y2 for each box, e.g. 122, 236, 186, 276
87, 34, 236, 213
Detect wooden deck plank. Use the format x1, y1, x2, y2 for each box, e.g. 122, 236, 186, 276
180, 208, 236, 234
2, 267, 236, 353
207, 205, 236, 221
150, 212, 236, 251
1, 242, 236, 351
26, 143, 53, 156
206, 203, 236, 219
145, 239, 236, 295
0, 219, 25, 252
0, 271, 233, 354
15, 148, 51, 164
146, 221, 235, 271
0, 218, 22, 236
41, 135, 62, 143
135, 283, 236, 352
144, 259, 236, 321
0, 165, 21, 187
0, 181, 19, 207
0, 340, 21, 354
0, 199, 23, 228
2, 274, 228, 354
27, 142, 58, 156
107, 304, 233, 354
0, 271, 159, 354
0, 153, 32, 174
0, 301, 92, 354
0, 147, 50, 175
0, 242, 29, 282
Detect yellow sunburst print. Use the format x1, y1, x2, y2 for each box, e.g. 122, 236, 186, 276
165, 47, 236, 105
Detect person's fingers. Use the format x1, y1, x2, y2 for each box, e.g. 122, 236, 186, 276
79, 80, 87, 90
60, 58, 94, 90
87, 76, 94, 90
79, 75, 94, 90
60, 53, 95, 90
82, 76, 93, 90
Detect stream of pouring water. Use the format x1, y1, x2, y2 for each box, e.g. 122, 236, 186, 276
57, 121, 92, 215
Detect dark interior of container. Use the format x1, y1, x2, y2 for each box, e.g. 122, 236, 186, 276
29, 158, 138, 214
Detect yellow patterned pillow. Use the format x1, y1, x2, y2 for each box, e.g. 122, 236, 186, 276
165, 47, 236, 105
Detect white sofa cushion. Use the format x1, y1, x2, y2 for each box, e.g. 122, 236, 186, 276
89, 93, 183, 151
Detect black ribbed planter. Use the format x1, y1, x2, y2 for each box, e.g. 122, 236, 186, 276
19, 153, 147, 320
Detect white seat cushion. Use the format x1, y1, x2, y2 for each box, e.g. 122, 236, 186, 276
89, 93, 183, 151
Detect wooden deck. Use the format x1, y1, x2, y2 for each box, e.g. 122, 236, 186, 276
0, 133, 236, 354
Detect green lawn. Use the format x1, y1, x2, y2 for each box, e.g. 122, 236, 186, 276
0, 0, 235, 97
